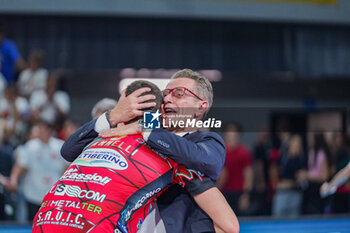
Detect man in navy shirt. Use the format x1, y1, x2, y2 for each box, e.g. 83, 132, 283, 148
0, 22, 26, 84
61, 69, 228, 232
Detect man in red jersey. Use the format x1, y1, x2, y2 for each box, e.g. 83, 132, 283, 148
32, 81, 238, 233
217, 122, 253, 216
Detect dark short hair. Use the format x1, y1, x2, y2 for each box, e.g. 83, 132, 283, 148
125, 80, 163, 112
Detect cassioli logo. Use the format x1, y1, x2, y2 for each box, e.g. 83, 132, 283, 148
73, 148, 128, 170
60, 168, 112, 186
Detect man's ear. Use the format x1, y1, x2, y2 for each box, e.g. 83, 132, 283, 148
196, 101, 209, 119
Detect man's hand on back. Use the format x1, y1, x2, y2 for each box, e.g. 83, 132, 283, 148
99, 121, 139, 138
109, 87, 156, 126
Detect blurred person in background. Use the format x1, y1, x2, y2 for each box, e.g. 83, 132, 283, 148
0, 59, 5, 99
10, 124, 40, 223
57, 119, 80, 141
0, 22, 26, 84
90, 97, 117, 119
251, 125, 273, 215
0, 85, 30, 147
17, 49, 48, 99
57, 98, 117, 142
217, 122, 253, 215
5, 120, 68, 221
272, 134, 307, 218
304, 133, 332, 214
56, 97, 117, 142
269, 120, 293, 194
0, 118, 15, 220
29, 74, 70, 129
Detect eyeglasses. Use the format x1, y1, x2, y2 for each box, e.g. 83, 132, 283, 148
162, 87, 203, 101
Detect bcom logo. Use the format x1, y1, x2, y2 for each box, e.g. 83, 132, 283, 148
53, 184, 106, 203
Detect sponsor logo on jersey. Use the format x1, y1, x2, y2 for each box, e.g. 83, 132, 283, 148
50, 184, 106, 203
120, 187, 161, 223
60, 168, 112, 186
73, 148, 128, 170
36, 210, 85, 229
41, 200, 103, 215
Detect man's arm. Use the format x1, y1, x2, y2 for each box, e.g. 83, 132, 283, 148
238, 166, 253, 212
100, 125, 225, 180
175, 166, 239, 233
8, 40, 26, 72
320, 163, 350, 198
0, 173, 7, 186
194, 187, 239, 233
60, 87, 155, 161
6, 163, 27, 192
146, 128, 225, 180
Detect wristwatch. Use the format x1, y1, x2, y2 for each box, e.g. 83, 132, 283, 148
105, 110, 113, 127
138, 119, 144, 133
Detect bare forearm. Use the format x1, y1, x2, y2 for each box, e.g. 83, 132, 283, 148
329, 166, 350, 189
194, 187, 239, 233
0, 173, 7, 186
243, 166, 253, 192
10, 163, 26, 184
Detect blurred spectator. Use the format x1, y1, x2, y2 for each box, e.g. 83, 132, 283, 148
29, 74, 70, 128
270, 120, 293, 191
0, 85, 30, 146
0, 22, 26, 84
6, 120, 68, 221
272, 135, 307, 218
17, 49, 48, 98
0, 128, 15, 220
277, 120, 293, 165
304, 133, 332, 214
0, 63, 5, 99
217, 122, 253, 215
58, 119, 80, 141
12, 124, 40, 223
251, 125, 272, 215
91, 98, 117, 119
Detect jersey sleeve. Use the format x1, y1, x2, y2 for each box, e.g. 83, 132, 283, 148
173, 165, 215, 196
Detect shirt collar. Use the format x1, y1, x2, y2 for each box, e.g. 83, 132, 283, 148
176, 131, 195, 137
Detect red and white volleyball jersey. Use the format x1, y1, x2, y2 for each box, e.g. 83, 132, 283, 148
32, 134, 203, 233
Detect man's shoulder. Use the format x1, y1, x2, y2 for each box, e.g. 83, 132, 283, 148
188, 130, 224, 143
